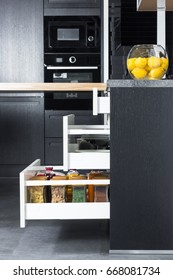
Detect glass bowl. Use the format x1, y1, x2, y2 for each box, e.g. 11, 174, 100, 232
127, 44, 169, 80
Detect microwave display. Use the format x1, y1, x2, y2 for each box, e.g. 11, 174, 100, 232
57, 28, 79, 41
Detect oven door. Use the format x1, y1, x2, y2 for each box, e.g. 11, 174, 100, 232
45, 66, 100, 83
44, 66, 100, 109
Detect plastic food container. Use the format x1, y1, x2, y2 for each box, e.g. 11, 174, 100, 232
68, 173, 87, 203
28, 174, 47, 203
127, 44, 169, 80
87, 171, 110, 202
51, 174, 67, 203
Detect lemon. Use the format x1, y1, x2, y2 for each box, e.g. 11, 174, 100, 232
161, 57, 169, 71
145, 64, 152, 73
148, 56, 161, 69
127, 58, 136, 71
131, 68, 147, 79
135, 57, 147, 68
149, 67, 164, 79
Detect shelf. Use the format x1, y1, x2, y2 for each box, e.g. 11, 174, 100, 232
137, 0, 173, 11
25, 202, 110, 220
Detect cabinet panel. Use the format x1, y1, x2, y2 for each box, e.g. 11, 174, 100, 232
0, 0, 43, 82
45, 138, 63, 165
110, 86, 173, 251
44, 0, 100, 15
44, 0, 100, 8
0, 96, 44, 165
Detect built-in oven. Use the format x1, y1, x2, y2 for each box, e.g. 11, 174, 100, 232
44, 16, 100, 53
44, 53, 100, 110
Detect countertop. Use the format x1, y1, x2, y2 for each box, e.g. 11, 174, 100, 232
0, 83, 107, 92
108, 79, 173, 88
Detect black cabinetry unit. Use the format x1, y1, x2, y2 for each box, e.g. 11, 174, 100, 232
109, 80, 173, 253
0, 0, 44, 177
44, 0, 101, 16
0, 94, 44, 177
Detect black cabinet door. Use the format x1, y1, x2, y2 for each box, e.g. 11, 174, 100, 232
110, 86, 173, 251
0, 0, 43, 82
0, 95, 44, 165
45, 138, 63, 165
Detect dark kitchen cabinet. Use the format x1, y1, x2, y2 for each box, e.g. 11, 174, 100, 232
109, 80, 173, 253
44, 0, 100, 15
0, 0, 43, 82
0, 94, 44, 176
0, 0, 44, 177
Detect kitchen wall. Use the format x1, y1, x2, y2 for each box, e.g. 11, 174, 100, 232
111, 0, 173, 79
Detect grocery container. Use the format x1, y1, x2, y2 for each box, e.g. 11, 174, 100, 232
51, 174, 67, 203
66, 172, 87, 203
87, 171, 110, 202
28, 174, 47, 203
127, 44, 169, 80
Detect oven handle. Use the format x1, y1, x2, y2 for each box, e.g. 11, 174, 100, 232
46, 66, 98, 70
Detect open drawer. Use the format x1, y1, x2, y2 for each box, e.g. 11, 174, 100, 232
20, 159, 110, 228
63, 114, 110, 170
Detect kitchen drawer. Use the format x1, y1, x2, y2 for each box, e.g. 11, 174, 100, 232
45, 110, 103, 137
45, 138, 63, 165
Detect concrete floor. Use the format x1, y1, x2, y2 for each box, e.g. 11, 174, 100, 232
0, 178, 173, 260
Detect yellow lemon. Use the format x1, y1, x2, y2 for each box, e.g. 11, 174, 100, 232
148, 56, 161, 69
127, 58, 136, 71
131, 68, 147, 79
145, 64, 152, 73
149, 67, 164, 79
161, 57, 169, 71
135, 57, 147, 68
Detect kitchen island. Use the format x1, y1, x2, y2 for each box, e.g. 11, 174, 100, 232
109, 79, 173, 254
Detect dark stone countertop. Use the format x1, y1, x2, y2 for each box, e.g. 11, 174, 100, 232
108, 79, 173, 88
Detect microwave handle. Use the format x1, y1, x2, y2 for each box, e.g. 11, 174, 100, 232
46, 66, 98, 70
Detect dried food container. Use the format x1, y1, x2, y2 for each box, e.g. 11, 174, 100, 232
87, 171, 110, 202
51, 174, 67, 203
28, 174, 47, 203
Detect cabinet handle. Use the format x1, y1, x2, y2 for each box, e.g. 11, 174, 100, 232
46, 66, 98, 70
49, 115, 61, 119
49, 142, 60, 146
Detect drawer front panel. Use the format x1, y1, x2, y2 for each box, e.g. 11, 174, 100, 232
45, 138, 63, 165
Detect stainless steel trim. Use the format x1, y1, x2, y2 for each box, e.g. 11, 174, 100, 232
109, 250, 173, 255
103, 0, 109, 82
47, 66, 98, 70
0, 93, 44, 97
157, 0, 166, 48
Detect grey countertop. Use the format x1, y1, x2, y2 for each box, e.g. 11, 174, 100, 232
108, 79, 173, 88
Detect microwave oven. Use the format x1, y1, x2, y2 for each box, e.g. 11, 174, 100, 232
44, 16, 100, 53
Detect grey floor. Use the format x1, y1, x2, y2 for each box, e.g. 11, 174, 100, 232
0, 178, 173, 260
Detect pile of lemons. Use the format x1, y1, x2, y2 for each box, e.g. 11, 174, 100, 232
127, 56, 169, 79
